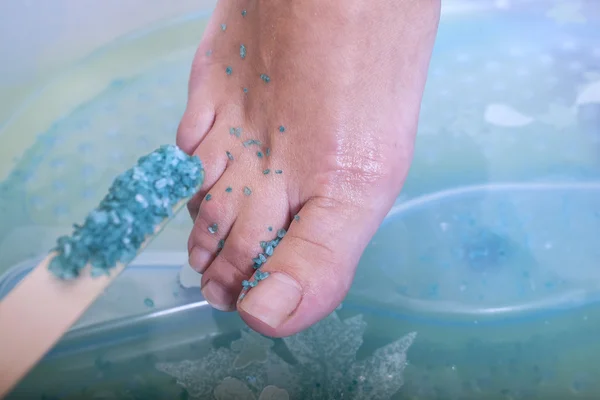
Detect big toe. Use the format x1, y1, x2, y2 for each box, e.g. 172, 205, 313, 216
237, 197, 381, 338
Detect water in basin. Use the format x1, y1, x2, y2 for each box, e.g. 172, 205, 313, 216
2, 0, 600, 398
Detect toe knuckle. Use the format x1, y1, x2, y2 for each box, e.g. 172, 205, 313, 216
223, 233, 256, 262
219, 250, 250, 278
190, 212, 221, 249
216, 234, 260, 277
190, 226, 216, 252
285, 233, 336, 266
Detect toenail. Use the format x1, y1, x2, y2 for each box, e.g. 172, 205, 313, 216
202, 280, 236, 311
189, 246, 212, 271
239, 272, 302, 328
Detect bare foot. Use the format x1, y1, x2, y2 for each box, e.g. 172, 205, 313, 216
178, 0, 440, 337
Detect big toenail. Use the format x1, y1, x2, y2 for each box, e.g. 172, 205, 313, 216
238, 272, 302, 328
202, 280, 236, 311
189, 246, 211, 271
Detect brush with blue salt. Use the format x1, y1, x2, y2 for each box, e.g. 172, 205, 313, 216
0, 144, 204, 397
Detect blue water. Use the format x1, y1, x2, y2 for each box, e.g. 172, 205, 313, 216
2, 1, 600, 398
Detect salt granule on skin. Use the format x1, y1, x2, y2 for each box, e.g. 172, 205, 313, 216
245, 229, 286, 290
48, 144, 204, 279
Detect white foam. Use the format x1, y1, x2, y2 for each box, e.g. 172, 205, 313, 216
576, 80, 600, 106
484, 103, 534, 127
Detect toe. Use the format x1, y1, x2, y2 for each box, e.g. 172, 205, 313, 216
199, 183, 289, 312
185, 120, 245, 220
237, 197, 382, 337
188, 174, 245, 274
176, 101, 215, 155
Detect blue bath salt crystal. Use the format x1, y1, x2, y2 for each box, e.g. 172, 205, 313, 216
255, 271, 270, 281
226, 151, 234, 161
279, 125, 285, 133
48, 144, 204, 279
243, 87, 248, 94
244, 186, 252, 196
253, 257, 263, 266
205, 194, 212, 201
268, 226, 273, 232
265, 245, 274, 256
226, 66, 233, 75
258, 253, 267, 263
242, 9, 247, 16
226, 186, 233, 193
277, 228, 287, 239
242, 279, 257, 289
257, 151, 263, 158
260, 74, 270, 83
144, 298, 155, 308
294, 214, 300, 222
240, 44, 247, 59
260, 241, 267, 249
218, 239, 225, 249
243, 139, 261, 147
275, 169, 283, 174
265, 148, 271, 157
221, 23, 227, 31
208, 223, 218, 234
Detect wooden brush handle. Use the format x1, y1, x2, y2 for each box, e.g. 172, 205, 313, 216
0, 253, 124, 398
